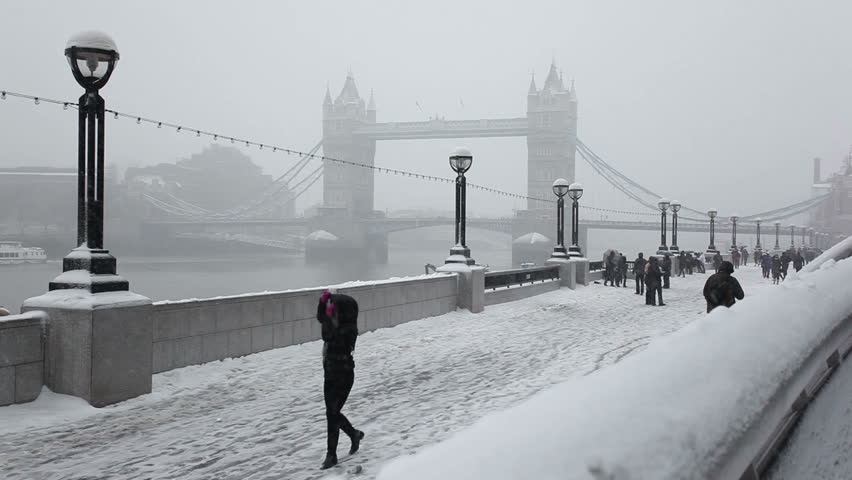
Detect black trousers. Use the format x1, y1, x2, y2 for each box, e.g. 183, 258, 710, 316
646, 282, 663, 305
324, 365, 356, 455
635, 273, 645, 294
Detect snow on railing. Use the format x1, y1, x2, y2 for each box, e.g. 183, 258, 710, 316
374, 237, 852, 480
483, 265, 559, 290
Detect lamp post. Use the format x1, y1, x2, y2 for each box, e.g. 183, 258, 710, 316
658, 198, 670, 253
550, 178, 569, 259
755, 218, 762, 255
670, 200, 681, 253
730, 214, 739, 252
445, 146, 474, 265
773, 221, 781, 251
789, 224, 796, 249
707, 208, 718, 253
50, 31, 128, 292
567, 182, 584, 257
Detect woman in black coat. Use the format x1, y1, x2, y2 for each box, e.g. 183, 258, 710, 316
317, 289, 365, 469
645, 257, 665, 306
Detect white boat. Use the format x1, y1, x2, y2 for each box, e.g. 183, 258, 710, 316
0, 241, 47, 265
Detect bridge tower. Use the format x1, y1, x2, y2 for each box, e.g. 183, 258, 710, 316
322, 72, 377, 217
526, 61, 578, 211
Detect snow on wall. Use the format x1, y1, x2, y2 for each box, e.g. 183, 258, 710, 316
375, 254, 852, 480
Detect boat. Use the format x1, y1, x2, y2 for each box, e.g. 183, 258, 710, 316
0, 241, 47, 265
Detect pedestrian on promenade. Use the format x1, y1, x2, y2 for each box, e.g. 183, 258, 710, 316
633, 252, 646, 295
317, 289, 365, 469
780, 252, 791, 279
695, 252, 706, 274
702, 261, 745, 313
713, 252, 723, 273
619, 253, 628, 288
793, 251, 804, 272
662, 253, 672, 289
604, 250, 617, 287
761, 253, 772, 278
771, 255, 782, 285
645, 256, 664, 306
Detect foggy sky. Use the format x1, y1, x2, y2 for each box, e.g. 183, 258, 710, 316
1, 0, 851, 219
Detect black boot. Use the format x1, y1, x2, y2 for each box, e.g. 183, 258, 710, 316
349, 430, 365, 455
321, 453, 338, 470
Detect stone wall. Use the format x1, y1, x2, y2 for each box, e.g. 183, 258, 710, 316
0, 311, 46, 406
151, 274, 458, 374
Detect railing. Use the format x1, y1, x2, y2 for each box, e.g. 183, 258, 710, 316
589, 261, 604, 271
484, 265, 559, 290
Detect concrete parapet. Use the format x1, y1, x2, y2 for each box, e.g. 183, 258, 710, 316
23, 291, 152, 408
0, 311, 47, 406
437, 264, 484, 313
547, 258, 577, 289
149, 274, 459, 373
569, 257, 590, 286
485, 280, 560, 306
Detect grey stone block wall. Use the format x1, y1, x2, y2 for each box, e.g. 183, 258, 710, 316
484, 280, 561, 306
0, 311, 47, 406
151, 275, 459, 373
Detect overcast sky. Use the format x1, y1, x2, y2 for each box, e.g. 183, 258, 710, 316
1, 0, 850, 218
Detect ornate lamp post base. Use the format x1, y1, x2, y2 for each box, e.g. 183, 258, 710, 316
49, 247, 129, 293
567, 245, 582, 257
550, 245, 569, 259
445, 245, 475, 266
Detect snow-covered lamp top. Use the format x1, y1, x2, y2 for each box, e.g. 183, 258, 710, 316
707, 208, 718, 218
670, 200, 682, 213
774, 221, 781, 226
65, 31, 119, 89
449, 146, 472, 174
657, 198, 671, 211
551, 178, 570, 198
568, 182, 583, 200
730, 213, 740, 222
755, 217, 763, 224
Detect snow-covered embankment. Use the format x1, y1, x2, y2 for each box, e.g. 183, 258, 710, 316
375, 241, 852, 480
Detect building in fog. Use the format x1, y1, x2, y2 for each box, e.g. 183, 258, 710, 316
810, 154, 852, 234
125, 145, 293, 219
0, 167, 77, 235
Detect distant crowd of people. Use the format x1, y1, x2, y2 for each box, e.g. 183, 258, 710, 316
601, 245, 824, 311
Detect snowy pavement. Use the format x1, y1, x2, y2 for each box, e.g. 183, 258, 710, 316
0, 267, 770, 480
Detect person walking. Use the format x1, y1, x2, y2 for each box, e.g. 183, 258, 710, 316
678, 251, 687, 277
771, 255, 782, 285
702, 261, 745, 313
645, 256, 664, 306
712, 252, 723, 273
761, 253, 772, 279
317, 289, 365, 469
619, 254, 629, 288
662, 254, 672, 289
604, 251, 617, 287
780, 252, 791, 280
633, 252, 647, 295
793, 251, 804, 272
754, 250, 760, 267
695, 253, 705, 273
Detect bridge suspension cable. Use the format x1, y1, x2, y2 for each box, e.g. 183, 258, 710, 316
2, 87, 828, 222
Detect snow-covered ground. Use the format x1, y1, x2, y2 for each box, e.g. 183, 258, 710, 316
0, 267, 770, 480
768, 355, 852, 480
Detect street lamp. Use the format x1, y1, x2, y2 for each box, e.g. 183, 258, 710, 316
50, 31, 128, 292
550, 178, 570, 259
773, 221, 781, 251
789, 224, 796, 248
567, 182, 584, 257
445, 146, 475, 265
658, 198, 670, 253
755, 218, 762, 254
670, 200, 681, 253
730, 214, 739, 252
707, 208, 718, 253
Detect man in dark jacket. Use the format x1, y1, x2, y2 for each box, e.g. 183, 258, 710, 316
619, 254, 629, 287
633, 253, 647, 295
604, 251, 617, 287
645, 256, 664, 306
780, 252, 791, 279
703, 261, 745, 313
317, 290, 365, 469
793, 252, 804, 272
662, 254, 672, 289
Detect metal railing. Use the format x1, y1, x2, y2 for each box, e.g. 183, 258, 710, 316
484, 265, 559, 290
589, 261, 604, 271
